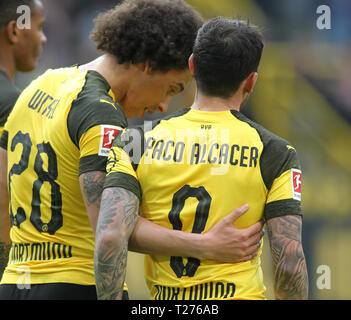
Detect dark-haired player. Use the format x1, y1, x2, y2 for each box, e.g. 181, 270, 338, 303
0, 0, 46, 134
101, 17, 309, 300
0, 1, 263, 300
0, 0, 46, 280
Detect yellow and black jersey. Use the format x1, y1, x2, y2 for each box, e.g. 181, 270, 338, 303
105, 108, 302, 300
0, 70, 21, 137
0, 66, 127, 285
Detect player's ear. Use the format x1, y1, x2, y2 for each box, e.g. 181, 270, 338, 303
244, 72, 258, 94
188, 54, 195, 75
5, 20, 21, 44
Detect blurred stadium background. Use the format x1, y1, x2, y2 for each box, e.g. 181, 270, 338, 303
14, 0, 351, 299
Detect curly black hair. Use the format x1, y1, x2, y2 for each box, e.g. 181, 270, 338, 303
90, 0, 203, 72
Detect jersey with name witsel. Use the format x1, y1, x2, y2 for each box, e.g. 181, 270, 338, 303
104, 108, 302, 300
0, 66, 127, 285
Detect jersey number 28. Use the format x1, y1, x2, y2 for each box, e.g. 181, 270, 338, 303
8, 130, 62, 234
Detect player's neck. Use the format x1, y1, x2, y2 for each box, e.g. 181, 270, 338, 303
0, 44, 17, 82
191, 91, 244, 112
78, 54, 129, 103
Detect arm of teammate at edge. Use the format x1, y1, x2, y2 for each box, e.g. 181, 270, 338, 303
80, 169, 263, 264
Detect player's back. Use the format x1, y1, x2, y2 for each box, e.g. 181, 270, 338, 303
1, 66, 123, 285
107, 107, 301, 300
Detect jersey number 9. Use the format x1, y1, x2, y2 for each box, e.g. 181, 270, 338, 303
168, 185, 211, 278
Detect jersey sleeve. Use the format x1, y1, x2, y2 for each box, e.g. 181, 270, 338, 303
103, 127, 144, 202
67, 98, 128, 175
260, 137, 302, 221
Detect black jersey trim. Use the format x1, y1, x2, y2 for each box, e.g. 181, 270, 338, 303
264, 199, 302, 221
104, 171, 142, 202
79, 154, 108, 176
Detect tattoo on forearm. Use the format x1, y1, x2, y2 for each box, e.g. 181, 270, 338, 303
0, 242, 11, 280
82, 171, 106, 206
94, 187, 138, 300
267, 215, 308, 300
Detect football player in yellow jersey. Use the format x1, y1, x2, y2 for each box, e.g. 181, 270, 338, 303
99, 17, 309, 300
0, 1, 263, 300
0, 0, 46, 280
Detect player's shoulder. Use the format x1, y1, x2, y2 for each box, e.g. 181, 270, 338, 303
118, 108, 191, 143
67, 70, 127, 147
231, 110, 301, 188
230, 110, 296, 154
0, 70, 21, 96
151, 108, 192, 130
32, 66, 79, 84
71, 69, 126, 123
0, 71, 20, 130
0, 70, 21, 114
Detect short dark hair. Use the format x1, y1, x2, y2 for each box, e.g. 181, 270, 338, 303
193, 17, 264, 98
0, 0, 37, 28
90, 0, 204, 72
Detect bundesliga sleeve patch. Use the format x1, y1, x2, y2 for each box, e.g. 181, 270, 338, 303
291, 168, 302, 201
98, 125, 122, 156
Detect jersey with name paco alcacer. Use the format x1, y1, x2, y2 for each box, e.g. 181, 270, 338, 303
104, 108, 303, 300
0, 66, 127, 285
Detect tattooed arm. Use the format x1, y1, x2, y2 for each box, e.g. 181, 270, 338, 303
79, 171, 106, 232
266, 215, 308, 300
94, 187, 138, 300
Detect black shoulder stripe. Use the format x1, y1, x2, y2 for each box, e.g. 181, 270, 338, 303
67, 71, 128, 148
67, 74, 89, 148
230, 110, 301, 190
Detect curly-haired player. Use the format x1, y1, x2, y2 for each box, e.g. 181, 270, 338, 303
0, 0, 264, 300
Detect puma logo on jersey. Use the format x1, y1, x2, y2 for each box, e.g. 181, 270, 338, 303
100, 99, 118, 110
286, 145, 296, 151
